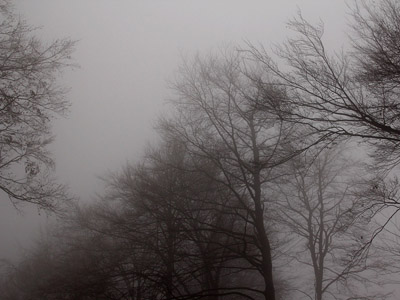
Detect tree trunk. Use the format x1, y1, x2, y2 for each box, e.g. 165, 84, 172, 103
254, 185, 276, 300
251, 116, 276, 300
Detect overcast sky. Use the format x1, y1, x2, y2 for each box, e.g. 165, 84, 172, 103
0, 0, 350, 262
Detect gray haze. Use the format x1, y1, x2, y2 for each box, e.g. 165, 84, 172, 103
1, 0, 349, 262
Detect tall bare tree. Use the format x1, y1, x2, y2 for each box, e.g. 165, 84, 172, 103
273, 145, 389, 299
0, 1, 75, 209
161, 49, 301, 300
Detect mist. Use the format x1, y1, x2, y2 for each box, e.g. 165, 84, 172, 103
1, 0, 398, 299
1, 0, 348, 258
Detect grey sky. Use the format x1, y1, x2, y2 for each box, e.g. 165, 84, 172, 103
2, 0, 349, 262
17, 0, 349, 199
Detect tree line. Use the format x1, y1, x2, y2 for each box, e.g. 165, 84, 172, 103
1, 0, 400, 299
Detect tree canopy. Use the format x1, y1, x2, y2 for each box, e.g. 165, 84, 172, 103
2, 1, 400, 300
0, 0, 74, 209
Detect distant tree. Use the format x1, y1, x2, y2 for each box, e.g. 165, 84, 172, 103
0, 229, 120, 300
274, 145, 389, 300
0, 1, 75, 209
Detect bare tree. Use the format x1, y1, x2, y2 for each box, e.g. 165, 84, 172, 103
98, 137, 260, 300
273, 145, 389, 300
0, 1, 75, 209
160, 49, 302, 300
244, 2, 400, 270
247, 0, 400, 170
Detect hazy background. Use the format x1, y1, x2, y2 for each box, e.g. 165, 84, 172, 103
0, 0, 348, 262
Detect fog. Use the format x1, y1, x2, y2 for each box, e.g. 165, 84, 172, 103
7, 0, 396, 298
0, 0, 348, 261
